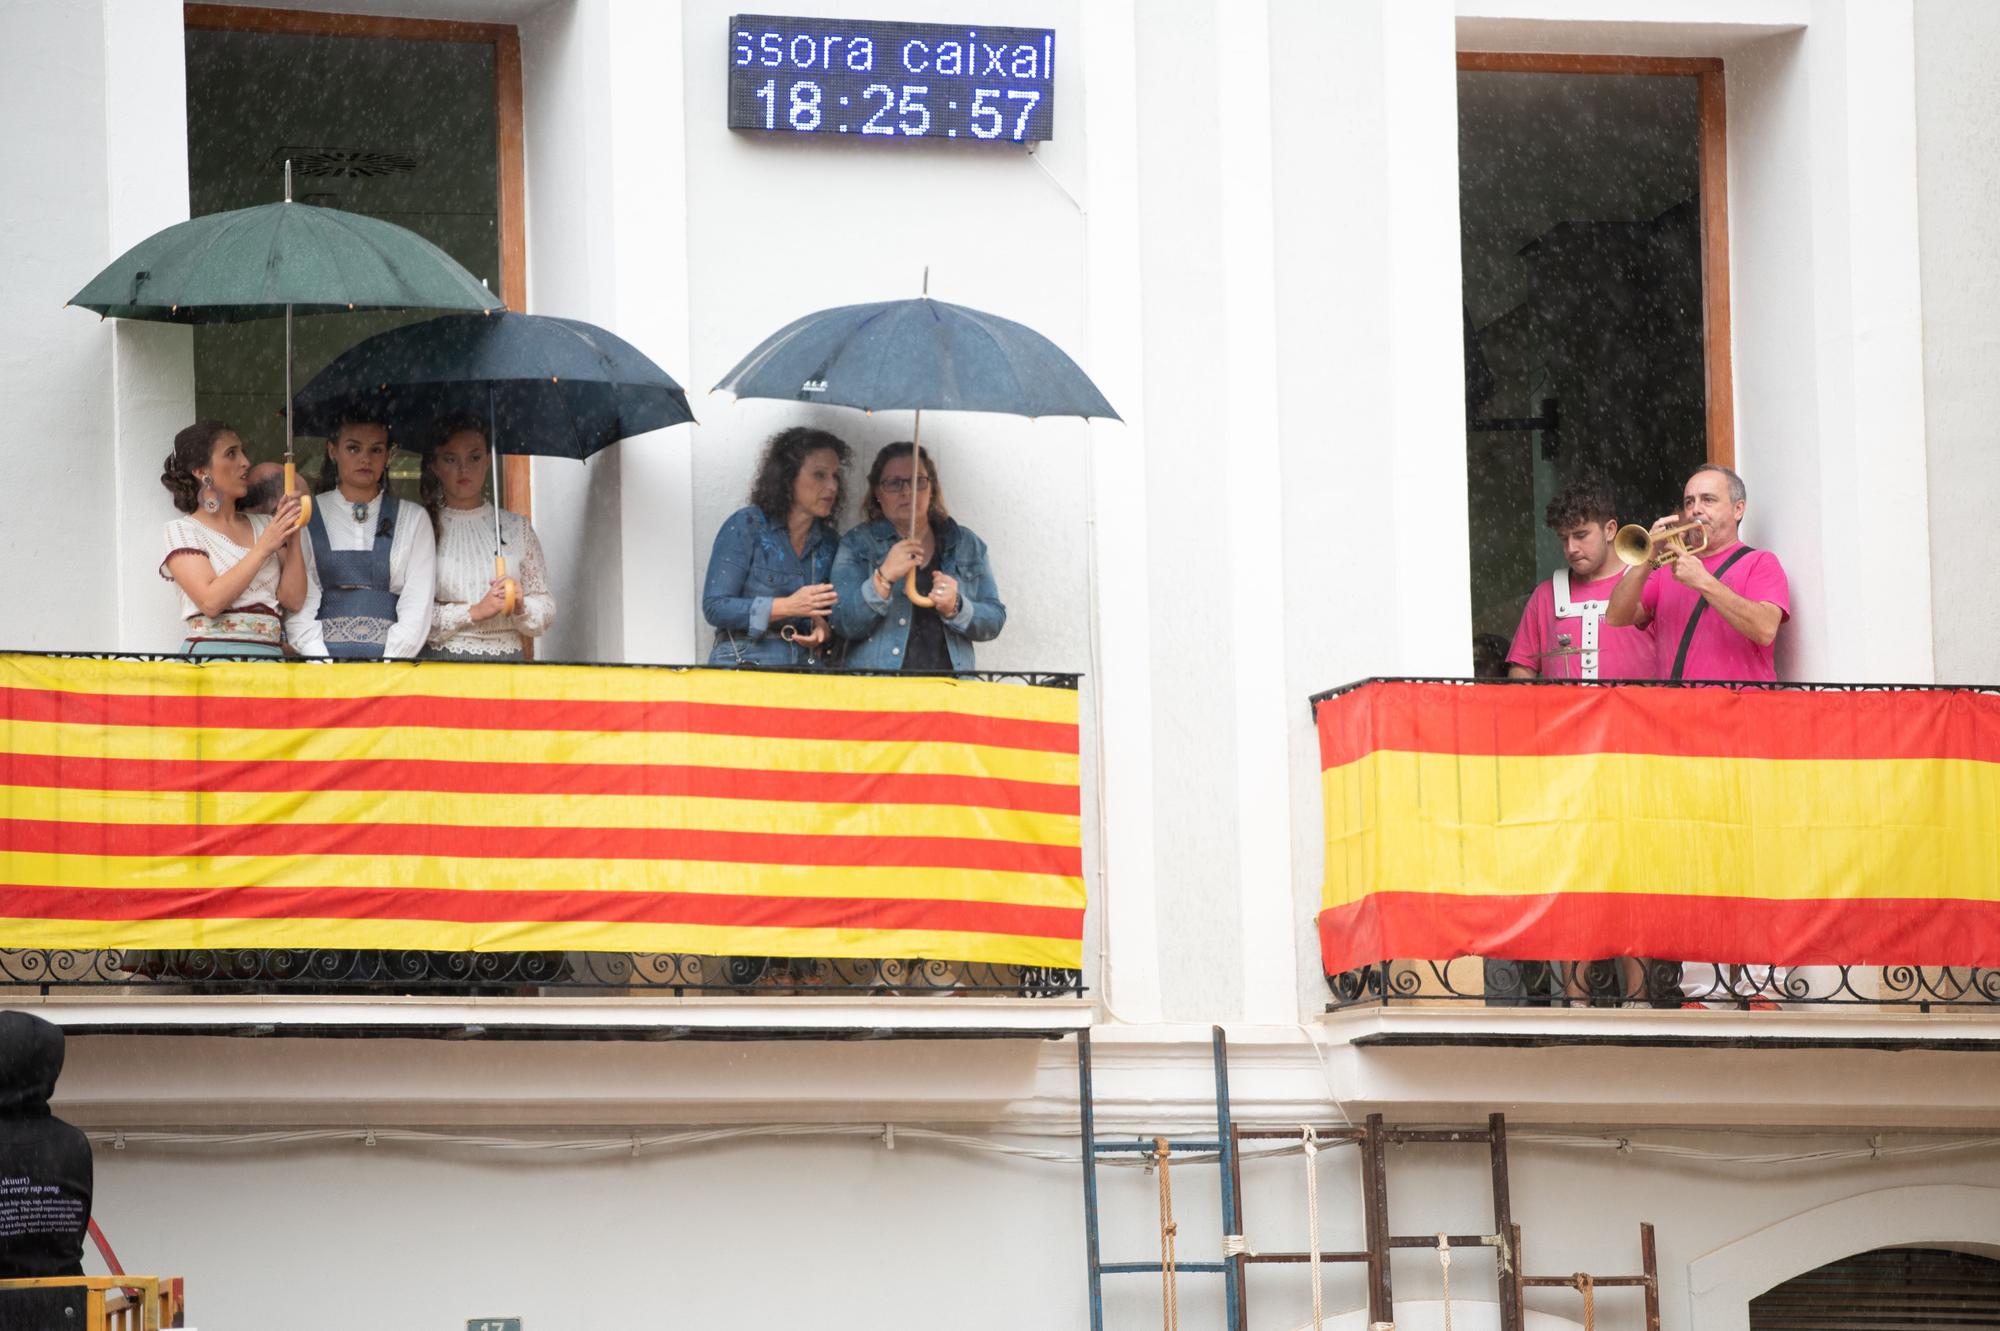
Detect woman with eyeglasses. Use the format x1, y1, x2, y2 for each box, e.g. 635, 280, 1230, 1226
831, 441, 1006, 671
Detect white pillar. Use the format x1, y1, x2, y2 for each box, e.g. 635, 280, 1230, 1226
1082, 0, 1163, 1023
522, 0, 695, 665
606, 0, 697, 665
1797, 0, 1932, 682
1382, 1, 1474, 674
1215, 0, 1299, 1023
105, 0, 197, 652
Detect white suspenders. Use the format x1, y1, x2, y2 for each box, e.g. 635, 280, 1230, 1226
1550, 569, 1610, 680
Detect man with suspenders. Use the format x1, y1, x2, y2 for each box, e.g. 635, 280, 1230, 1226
1607, 462, 1792, 1006
1506, 471, 1656, 682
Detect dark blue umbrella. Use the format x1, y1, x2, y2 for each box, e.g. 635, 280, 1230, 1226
293, 311, 693, 458
714, 288, 1118, 609
713, 296, 1119, 420
295, 311, 694, 608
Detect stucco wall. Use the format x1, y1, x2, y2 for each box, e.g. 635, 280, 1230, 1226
74, 1115, 2000, 1331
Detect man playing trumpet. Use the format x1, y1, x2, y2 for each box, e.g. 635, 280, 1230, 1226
1506, 471, 1655, 681
1607, 463, 1791, 1007
1606, 463, 1789, 682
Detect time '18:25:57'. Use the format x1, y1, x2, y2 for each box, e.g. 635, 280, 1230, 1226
752, 79, 1042, 139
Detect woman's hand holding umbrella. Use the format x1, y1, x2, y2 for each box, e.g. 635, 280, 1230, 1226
774, 583, 838, 646
875, 537, 931, 605
468, 577, 518, 624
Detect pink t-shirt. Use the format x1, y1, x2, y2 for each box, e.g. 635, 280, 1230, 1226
1506, 571, 1657, 680
1640, 541, 1790, 681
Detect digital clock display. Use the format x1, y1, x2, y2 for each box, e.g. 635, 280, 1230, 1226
728, 14, 1056, 142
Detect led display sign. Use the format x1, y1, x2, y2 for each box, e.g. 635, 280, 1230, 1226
728, 14, 1056, 142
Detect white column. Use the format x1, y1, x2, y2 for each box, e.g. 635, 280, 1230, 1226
1799, 0, 1932, 682
522, 0, 696, 664
607, 0, 697, 665
1215, 0, 1299, 1023
105, 0, 197, 652
1081, 0, 1163, 1023
1382, 1, 1474, 674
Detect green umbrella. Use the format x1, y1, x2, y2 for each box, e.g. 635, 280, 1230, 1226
69, 164, 503, 515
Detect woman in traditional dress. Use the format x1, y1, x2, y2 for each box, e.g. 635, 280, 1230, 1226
286, 415, 436, 658
158, 420, 304, 656
421, 420, 556, 660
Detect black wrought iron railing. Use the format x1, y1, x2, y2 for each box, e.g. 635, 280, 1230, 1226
0, 949, 1084, 996
1327, 959, 2000, 1011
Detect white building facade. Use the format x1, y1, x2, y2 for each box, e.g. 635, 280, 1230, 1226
3, 0, 1998, 1327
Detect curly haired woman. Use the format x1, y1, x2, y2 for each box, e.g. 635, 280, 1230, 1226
158, 420, 305, 656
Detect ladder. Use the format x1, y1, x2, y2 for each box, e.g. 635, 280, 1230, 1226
1078, 1025, 1242, 1331
1078, 1025, 1660, 1330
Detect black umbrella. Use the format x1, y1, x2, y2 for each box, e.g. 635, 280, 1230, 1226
295, 311, 694, 606
714, 277, 1119, 605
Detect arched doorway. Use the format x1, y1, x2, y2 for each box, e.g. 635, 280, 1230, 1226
1749, 1247, 2000, 1329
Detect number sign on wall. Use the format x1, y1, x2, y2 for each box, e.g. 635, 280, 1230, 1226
728, 14, 1056, 142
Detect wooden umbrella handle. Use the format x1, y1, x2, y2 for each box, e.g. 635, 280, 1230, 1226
285, 462, 311, 525
494, 554, 520, 616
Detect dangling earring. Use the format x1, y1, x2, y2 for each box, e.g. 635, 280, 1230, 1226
198, 473, 220, 515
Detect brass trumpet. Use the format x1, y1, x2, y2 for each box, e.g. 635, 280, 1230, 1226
1614, 519, 1709, 568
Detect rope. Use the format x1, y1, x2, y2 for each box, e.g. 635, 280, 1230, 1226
1573, 1273, 1596, 1331
1437, 1232, 1453, 1331
1153, 1137, 1179, 1331
1303, 1126, 1324, 1331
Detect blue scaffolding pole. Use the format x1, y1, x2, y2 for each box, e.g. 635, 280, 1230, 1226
1078, 1025, 1241, 1331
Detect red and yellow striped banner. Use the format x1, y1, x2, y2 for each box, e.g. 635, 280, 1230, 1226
0, 654, 1083, 965
1316, 680, 2000, 973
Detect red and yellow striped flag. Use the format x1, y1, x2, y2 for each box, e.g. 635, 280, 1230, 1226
1316, 680, 2000, 974
0, 654, 1083, 966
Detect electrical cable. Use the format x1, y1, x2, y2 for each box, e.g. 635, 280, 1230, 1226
81, 1123, 2000, 1172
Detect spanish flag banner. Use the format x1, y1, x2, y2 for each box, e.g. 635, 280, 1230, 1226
1316, 680, 2000, 974
0, 655, 1083, 966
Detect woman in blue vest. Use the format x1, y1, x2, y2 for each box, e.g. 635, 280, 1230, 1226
831, 442, 1006, 672
702, 426, 851, 666
286, 416, 437, 659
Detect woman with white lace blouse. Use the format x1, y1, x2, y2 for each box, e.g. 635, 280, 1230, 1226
421, 422, 556, 661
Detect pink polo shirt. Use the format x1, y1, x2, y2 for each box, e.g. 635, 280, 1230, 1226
1507, 571, 1657, 680
1640, 541, 1790, 681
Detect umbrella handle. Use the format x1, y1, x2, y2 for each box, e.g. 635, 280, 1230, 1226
494, 554, 520, 617
285, 462, 312, 525
903, 569, 935, 609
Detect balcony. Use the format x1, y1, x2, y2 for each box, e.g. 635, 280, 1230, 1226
1311, 678, 2000, 1032
0, 651, 1087, 1032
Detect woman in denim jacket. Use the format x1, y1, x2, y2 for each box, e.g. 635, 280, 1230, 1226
831, 442, 1006, 672
703, 427, 851, 666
